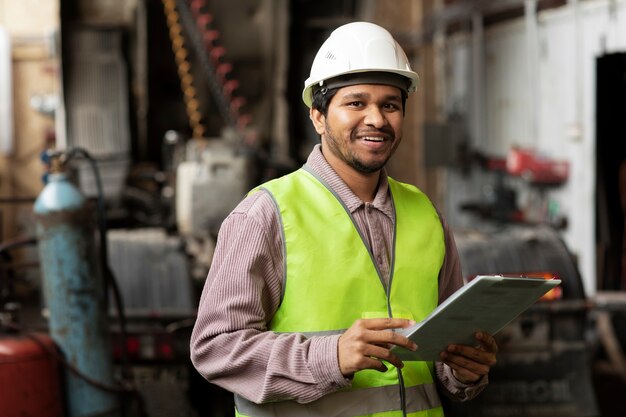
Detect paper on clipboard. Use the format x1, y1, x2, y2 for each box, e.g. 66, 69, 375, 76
390, 275, 561, 361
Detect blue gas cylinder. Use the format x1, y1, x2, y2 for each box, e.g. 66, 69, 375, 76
34, 172, 119, 417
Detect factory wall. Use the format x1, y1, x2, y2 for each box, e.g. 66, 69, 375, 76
443, 0, 626, 296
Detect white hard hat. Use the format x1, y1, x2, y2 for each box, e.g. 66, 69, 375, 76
302, 21, 419, 108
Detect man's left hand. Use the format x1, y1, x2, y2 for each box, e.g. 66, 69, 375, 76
440, 331, 498, 384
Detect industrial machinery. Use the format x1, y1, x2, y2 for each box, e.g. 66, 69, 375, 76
19, 0, 267, 414
445, 225, 599, 417
505, 147, 570, 186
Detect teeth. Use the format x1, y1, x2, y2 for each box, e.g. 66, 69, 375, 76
363, 137, 384, 142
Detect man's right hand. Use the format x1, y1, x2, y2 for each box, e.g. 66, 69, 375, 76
338, 318, 417, 377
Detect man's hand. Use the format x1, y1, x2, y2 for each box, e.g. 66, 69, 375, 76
338, 318, 417, 377
440, 331, 498, 383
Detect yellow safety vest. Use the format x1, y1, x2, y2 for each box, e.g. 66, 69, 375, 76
235, 167, 445, 417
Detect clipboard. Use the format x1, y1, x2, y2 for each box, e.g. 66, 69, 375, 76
390, 275, 562, 361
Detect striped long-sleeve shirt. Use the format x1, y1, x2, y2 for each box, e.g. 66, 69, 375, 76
190, 144, 487, 405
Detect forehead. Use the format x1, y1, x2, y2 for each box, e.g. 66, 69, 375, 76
333, 83, 403, 101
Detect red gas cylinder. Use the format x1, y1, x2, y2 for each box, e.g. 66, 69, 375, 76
0, 332, 64, 417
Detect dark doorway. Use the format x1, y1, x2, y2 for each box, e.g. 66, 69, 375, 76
595, 52, 626, 291
594, 52, 626, 417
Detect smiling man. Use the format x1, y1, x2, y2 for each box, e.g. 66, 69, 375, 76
190, 22, 498, 417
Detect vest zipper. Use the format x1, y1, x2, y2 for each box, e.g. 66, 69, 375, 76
388, 196, 407, 417
304, 167, 409, 417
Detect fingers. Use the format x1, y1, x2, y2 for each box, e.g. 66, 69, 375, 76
351, 343, 404, 372
448, 362, 483, 384
440, 349, 492, 383
338, 318, 417, 376
442, 346, 493, 373
476, 331, 498, 354
444, 331, 498, 363
357, 317, 416, 331
440, 332, 498, 384
356, 318, 418, 351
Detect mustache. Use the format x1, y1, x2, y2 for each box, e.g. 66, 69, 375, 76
353, 128, 395, 139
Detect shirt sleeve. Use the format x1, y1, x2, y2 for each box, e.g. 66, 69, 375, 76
435, 213, 489, 401
189, 190, 350, 404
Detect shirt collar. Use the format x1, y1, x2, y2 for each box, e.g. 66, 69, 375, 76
304, 144, 395, 219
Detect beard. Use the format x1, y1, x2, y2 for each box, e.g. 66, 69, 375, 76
349, 155, 385, 174
324, 124, 397, 174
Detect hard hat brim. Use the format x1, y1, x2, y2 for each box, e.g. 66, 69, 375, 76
302, 68, 419, 108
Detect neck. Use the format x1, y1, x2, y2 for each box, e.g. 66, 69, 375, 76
345, 171, 380, 203
323, 151, 380, 203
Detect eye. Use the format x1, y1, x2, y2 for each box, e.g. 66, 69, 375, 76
383, 102, 401, 111
346, 101, 364, 107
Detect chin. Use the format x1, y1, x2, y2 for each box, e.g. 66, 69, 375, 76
352, 160, 387, 174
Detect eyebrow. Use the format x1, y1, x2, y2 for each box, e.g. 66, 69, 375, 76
339, 92, 403, 102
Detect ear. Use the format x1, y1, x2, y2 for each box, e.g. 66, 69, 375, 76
310, 108, 326, 136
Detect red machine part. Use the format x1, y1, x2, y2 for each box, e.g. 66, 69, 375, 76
0, 332, 64, 417
506, 147, 570, 185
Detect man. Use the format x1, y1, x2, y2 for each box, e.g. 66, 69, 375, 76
190, 21, 497, 417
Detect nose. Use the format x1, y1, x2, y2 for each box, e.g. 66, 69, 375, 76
363, 105, 387, 128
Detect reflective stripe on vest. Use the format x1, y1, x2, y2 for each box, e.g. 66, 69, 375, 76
235, 383, 442, 417
237, 167, 445, 417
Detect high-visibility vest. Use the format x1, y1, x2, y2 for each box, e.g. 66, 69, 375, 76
235, 167, 445, 417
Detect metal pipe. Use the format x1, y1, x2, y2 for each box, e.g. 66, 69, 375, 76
568, 0, 583, 141
433, 27, 448, 123
525, 0, 539, 145
472, 12, 484, 147
269, 0, 290, 164
0, 197, 37, 204
0, 261, 39, 271
0, 25, 12, 155
0, 236, 37, 253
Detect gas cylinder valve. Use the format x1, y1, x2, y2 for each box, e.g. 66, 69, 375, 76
0, 301, 20, 332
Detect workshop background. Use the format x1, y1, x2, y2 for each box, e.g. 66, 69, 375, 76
1, 0, 625, 416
